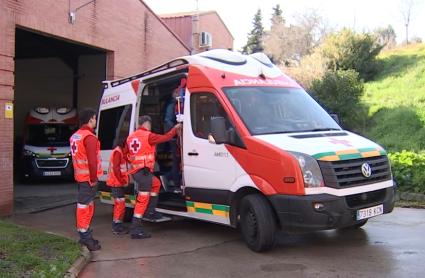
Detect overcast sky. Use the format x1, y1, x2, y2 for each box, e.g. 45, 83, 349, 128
144, 0, 425, 50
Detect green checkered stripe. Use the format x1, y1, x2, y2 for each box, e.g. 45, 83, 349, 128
100, 191, 136, 206
186, 201, 230, 217
312, 148, 387, 161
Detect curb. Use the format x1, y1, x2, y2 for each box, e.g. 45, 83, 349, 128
396, 191, 425, 202
64, 246, 92, 278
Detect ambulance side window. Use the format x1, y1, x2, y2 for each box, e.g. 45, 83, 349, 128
98, 104, 132, 150
190, 93, 242, 146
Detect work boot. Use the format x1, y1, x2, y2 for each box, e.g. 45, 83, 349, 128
130, 217, 151, 239
143, 211, 172, 222
142, 196, 172, 222
78, 230, 101, 251
112, 222, 128, 235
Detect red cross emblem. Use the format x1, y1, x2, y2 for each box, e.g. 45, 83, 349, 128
71, 141, 78, 156
130, 138, 141, 153
329, 138, 353, 147
47, 146, 57, 155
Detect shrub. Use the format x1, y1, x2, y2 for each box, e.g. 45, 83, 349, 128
319, 29, 383, 81
388, 151, 425, 193
309, 69, 366, 131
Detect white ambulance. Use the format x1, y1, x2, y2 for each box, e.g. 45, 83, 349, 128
21, 107, 77, 180
96, 50, 395, 252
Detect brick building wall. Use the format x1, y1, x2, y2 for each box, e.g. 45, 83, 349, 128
0, 0, 190, 215
161, 11, 234, 54
198, 12, 233, 51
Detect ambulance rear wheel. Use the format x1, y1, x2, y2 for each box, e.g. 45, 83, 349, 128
124, 207, 134, 223
240, 194, 277, 252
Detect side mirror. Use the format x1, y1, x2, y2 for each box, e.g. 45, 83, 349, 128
209, 117, 227, 144
330, 113, 340, 124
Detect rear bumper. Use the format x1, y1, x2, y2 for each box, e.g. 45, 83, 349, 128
268, 185, 395, 233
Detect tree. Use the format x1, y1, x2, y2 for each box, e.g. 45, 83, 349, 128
400, 0, 415, 44
264, 9, 327, 66
271, 4, 285, 26
318, 29, 383, 81
374, 25, 397, 49
242, 9, 264, 54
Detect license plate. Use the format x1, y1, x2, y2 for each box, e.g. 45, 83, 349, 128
356, 204, 383, 220
43, 171, 61, 176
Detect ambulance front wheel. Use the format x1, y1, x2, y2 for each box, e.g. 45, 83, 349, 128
124, 207, 134, 223
240, 194, 277, 252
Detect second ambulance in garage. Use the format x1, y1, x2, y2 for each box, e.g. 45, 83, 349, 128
21, 107, 77, 180
96, 50, 395, 251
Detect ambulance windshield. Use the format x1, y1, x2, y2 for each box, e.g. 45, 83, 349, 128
223, 86, 341, 135
26, 124, 76, 147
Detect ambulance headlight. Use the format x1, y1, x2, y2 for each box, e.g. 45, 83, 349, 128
23, 149, 36, 157
289, 151, 324, 188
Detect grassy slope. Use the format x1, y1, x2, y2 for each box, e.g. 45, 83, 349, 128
362, 43, 425, 152
0, 220, 80, 278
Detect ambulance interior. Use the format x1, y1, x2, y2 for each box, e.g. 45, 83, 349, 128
139, 74, 187, 210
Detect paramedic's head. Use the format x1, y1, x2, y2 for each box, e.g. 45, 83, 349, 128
139, 115, 152, 131
79, 109, 97, 129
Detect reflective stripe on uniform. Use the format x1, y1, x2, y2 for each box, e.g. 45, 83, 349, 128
114, 198, 125, 202
150, 192, 158, 196
77, 203, 88, 208
75, 169, 90, 174
137, 191, 150, 196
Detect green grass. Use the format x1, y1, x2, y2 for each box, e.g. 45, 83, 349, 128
0, 220, 80, 278
362, 43, 425, 152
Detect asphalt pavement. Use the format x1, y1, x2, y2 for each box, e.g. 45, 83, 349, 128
13, 180, 76, 214
8, 201, 425, 278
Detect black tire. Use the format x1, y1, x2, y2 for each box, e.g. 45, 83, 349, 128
124, 207, 134, 223
239, 194, 277, 252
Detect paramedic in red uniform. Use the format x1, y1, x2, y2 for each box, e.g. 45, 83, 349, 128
106, 138, 129, 235
126, 115, 182, 239
69, 109, 102, 251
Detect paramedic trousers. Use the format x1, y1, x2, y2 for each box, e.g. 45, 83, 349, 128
132, 168, 161, 219
111, 187, 126, 223
76, 182, 97, 233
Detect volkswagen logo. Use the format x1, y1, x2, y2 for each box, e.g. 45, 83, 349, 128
361, 163, 372, 178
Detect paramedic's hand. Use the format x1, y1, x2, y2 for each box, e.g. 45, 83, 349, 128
174, 123, 182, 136
176, 114, 184, 123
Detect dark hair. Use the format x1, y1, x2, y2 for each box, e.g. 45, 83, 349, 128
79, 108, 97, 126
139, 115, 152, 125
113, 137, 127, 149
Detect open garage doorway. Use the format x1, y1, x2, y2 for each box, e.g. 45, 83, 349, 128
13, 28, 107, 213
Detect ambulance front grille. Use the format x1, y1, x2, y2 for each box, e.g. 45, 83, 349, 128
35, 159, 69, 169
318, 156, 391, 188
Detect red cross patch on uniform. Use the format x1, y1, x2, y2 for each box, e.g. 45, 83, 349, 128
130, 138, 141, 153
71, 140, 78, 156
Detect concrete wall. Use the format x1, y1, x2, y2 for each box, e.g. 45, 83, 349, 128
0, 0, 190, 215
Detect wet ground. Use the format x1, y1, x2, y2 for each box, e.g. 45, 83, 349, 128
13, 181, 76, 213
8, 202, 425, 278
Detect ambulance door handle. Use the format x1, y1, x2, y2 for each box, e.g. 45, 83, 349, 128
188, 151, 199, 156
